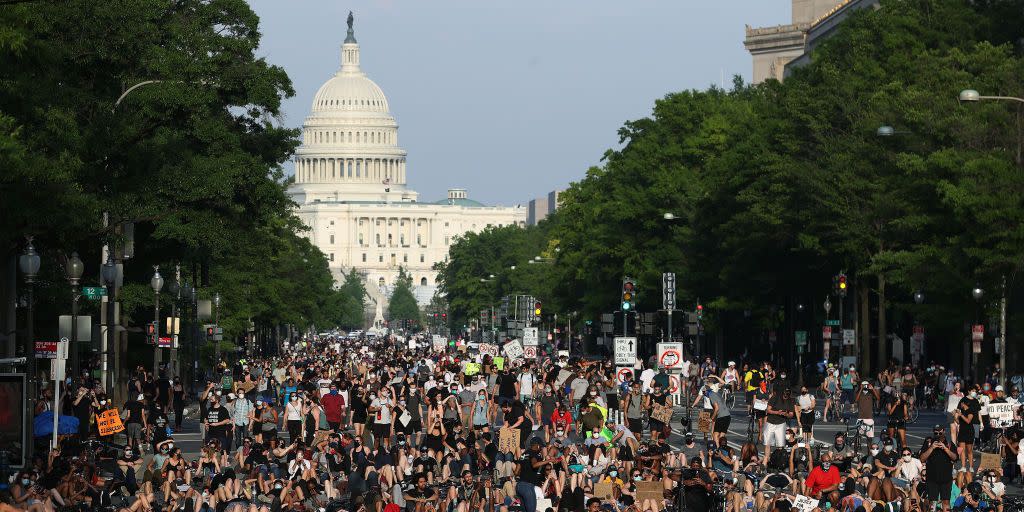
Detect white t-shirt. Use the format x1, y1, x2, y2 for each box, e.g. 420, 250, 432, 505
317, 378, 332, 397
946, 393, 962, 414
518, 372, 535, 396
639, 369, 656, 393
681, 360, 692, 378
371, 397, 392, 424
899, 458, 923, 480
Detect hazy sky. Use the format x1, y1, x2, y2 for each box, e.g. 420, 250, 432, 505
247, 0, 792, 206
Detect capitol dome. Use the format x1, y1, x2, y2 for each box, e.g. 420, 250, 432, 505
311, 74, 390, 114
290, 14, 412, 202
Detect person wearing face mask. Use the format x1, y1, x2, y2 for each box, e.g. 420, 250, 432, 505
471, 386, 491, 433
955, 396, 978, 471
764, 384, 796, 460
805, 453, 841, 501
893, 448, 922, 489
796, 386, 816, 441
874, 440, 899, 479
72, 386, 98, 438
283, 391, 304, 444
703, 375, 730, 446
538, 385, 557, 441
123, 393, 149, 452
321, 383, 345, 431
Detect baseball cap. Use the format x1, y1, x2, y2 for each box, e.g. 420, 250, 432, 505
996, 385, 1004, 392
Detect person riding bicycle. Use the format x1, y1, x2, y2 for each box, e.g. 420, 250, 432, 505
722, 361, 740, 392
744, 365, 765, 408
822, 369, 841, 421
841, 365, 858, 411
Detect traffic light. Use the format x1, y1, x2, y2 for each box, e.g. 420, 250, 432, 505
696, 303, 703, 321
833, 273, 848, 297
205, 325, 215, 341
534, 301, 542, 317
441, 313, 447, 322
146, 322, 157, 344
621, 277, 636, 311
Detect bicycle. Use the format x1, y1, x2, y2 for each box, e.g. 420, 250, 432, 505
722, 385, 737, 409
843, 417, 873, 455
823, 391, 844, 423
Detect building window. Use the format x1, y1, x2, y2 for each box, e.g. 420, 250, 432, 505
330, 220, 335, 226
375, 234, 381, 246
329, 234, 334, 244
444, 222, 449, 228
444, 236, 449, 245
420, 277, 428, 286
378, 277, 385, 287
403, 254, 408, 263
329, 253, 335, 262
378, 255, 383, 263
362, 253, 366, 262
400, 234, 405, 246
387, 234, 393, 246
420, 254, 425, 263
390, 254, 396, 265
359, 234, 364, 245
416, 234, 422, 245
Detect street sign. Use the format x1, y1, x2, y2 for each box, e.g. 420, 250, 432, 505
614, 337, 637, 366
157, 337, 172, 348
57, 338, 69, 360
842, 329, 856, 346
794, 331, 807, 346
82, 286, 107, 300
504, 339, 524, 360
35, 341, 57, 359
822, 326, 832, 342
616, 367, 634, 384
972, 324, 984, 341
825, 319, 840, 327
523, 346, 538, 359
662, 273, 676, 310
523, 327, 539, 346
657, 342, 684, 370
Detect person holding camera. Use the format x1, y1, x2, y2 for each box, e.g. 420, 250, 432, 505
920, 426, 957, 511
855, 381, 880, 439
763, 384, 795, 459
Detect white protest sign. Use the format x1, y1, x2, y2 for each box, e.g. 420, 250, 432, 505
504, 339, 524, 360
432, 336, 446, 352
614, 337, 637, 366
791, 495, 819, 512
989, 403, 1016, 421
843, 329, 856, 346
523, 346, 538, 359
479, 343, 498, 358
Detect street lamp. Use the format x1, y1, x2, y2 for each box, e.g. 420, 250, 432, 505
663, 212, 677, 220
151, 266, 164, 375
796, 303, 806, 312
913, 290, 924, 305
823, 296, 832, 316
65, 252, 84, 382
101, 255, 116, 392
19, 237, 40, 462
972, 285, 984, 301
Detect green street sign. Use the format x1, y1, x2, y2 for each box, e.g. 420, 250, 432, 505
795, 330, 808, 346
82, 287, 107, 300
825, 319, 840, 326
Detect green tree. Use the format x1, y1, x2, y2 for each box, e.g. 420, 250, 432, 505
388, 267, 421, 327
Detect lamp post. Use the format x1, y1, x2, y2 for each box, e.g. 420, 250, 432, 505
19, 237, 40, 461
971, 284, 984, 382
214, 293, 221, 366
167, 265, 181, 379
65, 252, 84, 384
151, 267, 164, 376
913, 290, 924, 305
959, 89, 1022, 386
101, 255, 117, 393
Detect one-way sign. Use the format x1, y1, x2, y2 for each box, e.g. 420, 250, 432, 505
614, 337, 637, 366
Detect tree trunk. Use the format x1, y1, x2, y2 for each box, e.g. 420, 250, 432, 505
878, 273, 887, 371
859, 283, 871, 376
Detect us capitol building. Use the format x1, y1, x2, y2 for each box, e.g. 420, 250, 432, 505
287, 15, 526, 327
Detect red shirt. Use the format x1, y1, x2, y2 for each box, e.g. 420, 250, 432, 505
321, 393, 346, 423
551, 410, 572, 429
804, 465, 840, 497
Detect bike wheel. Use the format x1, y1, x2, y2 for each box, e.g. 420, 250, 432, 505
727, 390, 737, 409
815, 388, 828, 400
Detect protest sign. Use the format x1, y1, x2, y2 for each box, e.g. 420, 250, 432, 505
97, 409, 125, 436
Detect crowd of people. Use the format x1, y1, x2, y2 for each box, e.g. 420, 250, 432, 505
10, 334, 1024, 512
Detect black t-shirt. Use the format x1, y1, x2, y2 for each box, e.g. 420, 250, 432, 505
414, 456, 437, 474
876, 451, 898, 474
767, 395, 795, 425
497, 373, 517, 398
925, 442, 954, 482
156, 378, 171, 402
124, 400, 146, 425
961, 397, 981, 424
206, 406, 230, 435
73, 395, 92, 419
519, 449, 544, 486
483, 442, 498, 469
151, 413, 169, 442
406, 487, 437, 502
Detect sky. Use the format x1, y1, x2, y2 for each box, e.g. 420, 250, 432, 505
247, 0, 793, 206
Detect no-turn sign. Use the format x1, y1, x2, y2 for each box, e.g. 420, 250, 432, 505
657, 342, 683, 370
616, 367, 634, 384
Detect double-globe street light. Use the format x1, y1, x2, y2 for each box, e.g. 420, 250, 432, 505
64, 252, 84, 383
19, 237, 41, 461
151, 267, 164, 375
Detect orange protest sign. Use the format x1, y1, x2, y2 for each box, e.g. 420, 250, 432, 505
97, 409, 125, 436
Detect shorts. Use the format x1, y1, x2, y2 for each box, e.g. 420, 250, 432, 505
800, 412, 815, 430
618, 444, 634, 461
957, 425, 975, 445
714, 416, 731, 433
628, 418, 643, 435
125, 422, 144, 442
496, 396, 514, 407
763, 422, 787, 448
887, 419, 906, 430
406, 420, 422, 432
925, 480, 952, 501
372, 422, 390, 440
842, 389, 854, 403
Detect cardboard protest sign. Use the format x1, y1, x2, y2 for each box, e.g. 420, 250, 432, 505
594, 481, 615, 500
651, 403, 673, 424
636, 481, 663, 502
792, 495, 820, 512
97, 409, 125, 436
498, 427, 520, 453
979, 452, 1002, 472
